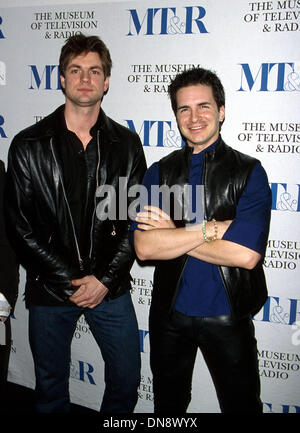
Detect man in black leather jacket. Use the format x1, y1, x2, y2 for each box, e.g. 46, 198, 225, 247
133, 68, 271, 413
5, 34, 146, 413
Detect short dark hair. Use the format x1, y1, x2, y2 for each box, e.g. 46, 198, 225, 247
168, 67, 225, 114
59, 33, 112, 78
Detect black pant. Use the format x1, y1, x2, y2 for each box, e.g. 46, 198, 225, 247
0, 318, 11, 408
149, 310, 262, 413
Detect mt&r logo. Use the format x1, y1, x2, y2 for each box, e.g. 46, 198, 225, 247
126, 119, 184, 148
127, 6, 208, 36
238, 62, 300, 92
70, 359, 96, 385
29, 65, 61, 90
254, 296, 300, 326
0, 16, 5, 39
263, 402, 300, 413
270, 183, 300, 212
0, 115, 7, 138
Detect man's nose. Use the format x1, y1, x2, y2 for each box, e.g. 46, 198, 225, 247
190, 109, 200, 122
81, 70, 90, 82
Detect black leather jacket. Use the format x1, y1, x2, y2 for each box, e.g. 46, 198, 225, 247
151, 137, 270, 319
5, 106, 146, 306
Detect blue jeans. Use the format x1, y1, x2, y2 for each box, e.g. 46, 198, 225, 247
28, 292, 141, 413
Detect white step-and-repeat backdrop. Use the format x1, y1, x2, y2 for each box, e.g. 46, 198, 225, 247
0, 0, 299, 413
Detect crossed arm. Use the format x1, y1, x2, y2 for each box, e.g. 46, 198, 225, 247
72, 199, 262, 308
133, 206, 261, 270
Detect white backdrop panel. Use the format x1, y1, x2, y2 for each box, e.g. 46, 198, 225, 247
0, 0, 299, 413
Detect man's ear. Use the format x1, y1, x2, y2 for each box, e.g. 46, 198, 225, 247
60, 75, 65, 90
104, 76, 110, 94
219, 105, 225, 123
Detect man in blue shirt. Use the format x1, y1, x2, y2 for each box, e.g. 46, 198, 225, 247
132, 68, 271, 413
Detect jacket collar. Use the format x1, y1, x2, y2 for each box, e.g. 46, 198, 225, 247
96, 108, 119, 142
40, 104, 118, 143
204, 136, 226, 161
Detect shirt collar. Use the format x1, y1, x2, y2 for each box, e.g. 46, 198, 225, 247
57, 104, 105, 138
191, 137, 219, 158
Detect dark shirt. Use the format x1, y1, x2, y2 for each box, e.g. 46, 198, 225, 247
57, 108, 98, 266
174, 142, 231, 316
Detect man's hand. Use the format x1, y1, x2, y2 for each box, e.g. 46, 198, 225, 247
69, 275, 108, 309
136, 205, 176, 230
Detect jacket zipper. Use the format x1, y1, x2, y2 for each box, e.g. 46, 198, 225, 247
88, 130, 101, 260
50, 138, 84, 271
88, 130, 116, 249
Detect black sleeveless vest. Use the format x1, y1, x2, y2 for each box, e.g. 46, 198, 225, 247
151, 137, 268, 319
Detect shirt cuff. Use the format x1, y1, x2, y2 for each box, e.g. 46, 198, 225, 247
222, 219, 267, 256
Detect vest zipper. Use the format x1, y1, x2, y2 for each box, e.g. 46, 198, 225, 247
203, 151, 233, 315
